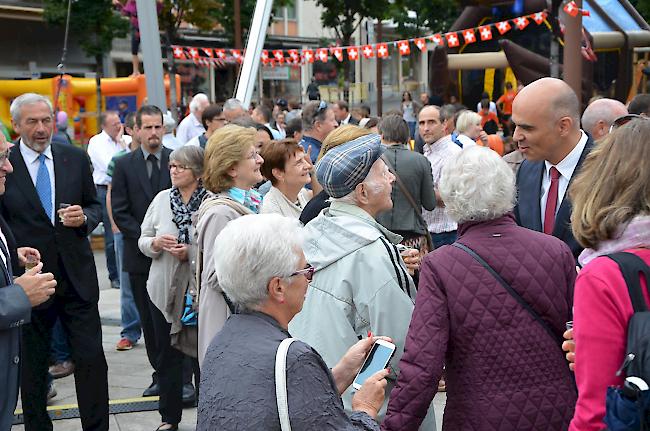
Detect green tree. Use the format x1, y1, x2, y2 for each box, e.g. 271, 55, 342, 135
630, 0, 650, 25
44, 0, 129, 117
209, 0, 291, 46
393, 0, 460, 38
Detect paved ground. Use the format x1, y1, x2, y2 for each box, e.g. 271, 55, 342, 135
12, 250, 446, 430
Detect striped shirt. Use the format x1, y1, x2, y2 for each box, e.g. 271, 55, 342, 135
422, 135, 461, 234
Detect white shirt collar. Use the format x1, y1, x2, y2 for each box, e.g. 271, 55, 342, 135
20, 139, 53, 164
343, 113, 351, 124
544, 130, 588, 180
191, 113, 202, 126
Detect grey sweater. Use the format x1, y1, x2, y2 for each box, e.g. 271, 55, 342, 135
198, 311, 380, 431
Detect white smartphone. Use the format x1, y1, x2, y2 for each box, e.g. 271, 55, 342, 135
352, 339, 396, 390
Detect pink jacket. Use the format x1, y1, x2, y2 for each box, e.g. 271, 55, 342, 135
570, 248, 650, 430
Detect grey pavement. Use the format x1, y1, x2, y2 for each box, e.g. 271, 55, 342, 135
12, 249, 446, 431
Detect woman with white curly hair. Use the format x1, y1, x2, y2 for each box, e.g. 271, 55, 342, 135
384, 146, 578, 430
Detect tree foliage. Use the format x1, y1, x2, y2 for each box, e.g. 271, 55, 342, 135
392, 0, 461, 38
209, 0, 291, 45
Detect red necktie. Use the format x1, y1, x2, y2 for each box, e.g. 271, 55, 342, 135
544, 167, 561, 235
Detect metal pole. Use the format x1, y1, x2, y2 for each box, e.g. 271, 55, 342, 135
376, 22, 383, 116
562, 0, 583, 99
136, 0, 167, 111
235, 0, 273, 108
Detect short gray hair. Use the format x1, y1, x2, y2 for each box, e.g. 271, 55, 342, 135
455, 111, 481, 135
439, 146, 516, 224
379, 114, 410, 144
223, 98, 244, 112
10, 93, 53, 123
213, 214, 304, 311
189, 93, 209, 113
169, 145, 205, 178
163, 113, 177, 134
581, 98, 627, 134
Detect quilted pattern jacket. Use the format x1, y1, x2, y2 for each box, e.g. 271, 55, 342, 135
383, 214, 578, 431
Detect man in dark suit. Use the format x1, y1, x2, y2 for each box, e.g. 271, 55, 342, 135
332, 100, 360, 125
0, 132, 56, 430
111, 105, 171, 397
512, 78, 593, 260
1, 93, 107, 430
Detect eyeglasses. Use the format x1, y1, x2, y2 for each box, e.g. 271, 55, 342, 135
168, 163, 190, 172
290, 264, 315, 281
609, 114, 646, 133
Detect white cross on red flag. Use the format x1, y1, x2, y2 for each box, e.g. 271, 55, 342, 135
215, 49, 226, 59
479, 26, 493, 41
331, 47, 344, 62
172, 46, 185, 59
362, 45, 374, 58
303, 49, 314, 63
531, 11, 547, 24
231, 50, 242, 63
261, 50, 270, 65
188, 47, 199, 59
496, 21, 512, 35
376, 43, 389, 58
462, 29, 476, 44
317, 48, 329, 62
202, 48, 213, 58
429, 34, 443, 46
564, 1, 579, 17
347, 47, 359, 61
397, 40, 410, 56
414, 38, 427, 52
273, 50, 285, 63
446, 32, 460, 48
288, 50, 300, 63
514, 16, 529, 30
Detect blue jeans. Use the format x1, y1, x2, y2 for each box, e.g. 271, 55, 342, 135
431, 230, 458, 249
114, 232, 142, 342
51, 317, 71, 363
407, 121, 417, 139
96, 185, 118, 282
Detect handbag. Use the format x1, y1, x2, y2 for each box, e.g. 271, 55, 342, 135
451, 242, 564, 347
275, 338, 297, 431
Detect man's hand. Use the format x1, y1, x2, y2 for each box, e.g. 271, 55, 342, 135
59, 205, 86, 228
15, 263, 56, 307
16, 247, 40, 268
152, 234, 178, 253
351, 368, 390, 419
166, 244, 188, 262
400, 248, 420, 275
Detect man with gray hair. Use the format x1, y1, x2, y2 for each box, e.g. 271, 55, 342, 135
299, 100, 338, 162
289, 134, 436, 428
580, 98, 628, 140
223, 98, 247, 123
176, 93, 209, 144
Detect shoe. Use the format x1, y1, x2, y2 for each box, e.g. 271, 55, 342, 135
47, 382, 57, 401
111, 279, 120, 289
143, 382, 159, 397
182, 382, 196, 406
49, 360, 75, 379
115, 338, 135, 351
154, 423, 178, 431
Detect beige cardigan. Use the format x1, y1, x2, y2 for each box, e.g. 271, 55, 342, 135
259, 186, 311, 219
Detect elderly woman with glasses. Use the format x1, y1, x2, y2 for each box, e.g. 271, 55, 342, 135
197, 214, 390, 430
138, 145, 207, 431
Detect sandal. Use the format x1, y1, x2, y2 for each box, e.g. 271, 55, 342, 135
155, 424, 178, 431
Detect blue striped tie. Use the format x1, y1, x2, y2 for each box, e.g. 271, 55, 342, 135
36, 153, 53, 221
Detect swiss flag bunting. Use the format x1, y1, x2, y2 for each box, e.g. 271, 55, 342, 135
187, 47, 199, 59
231, 50, 242, 63
376, 43, 389, 58
261, 50, 270, 64
514, 16, 529, 30
531, 11, 547, 24
479, 26, 493, 41
331, 47, 344, 62
429, 34, 444, 46
362, 45, 374, 58
496, 21, 512, 35
273, 50, 285, 63
215, 49, 226, 59
202, 48, 214, 58
414, 38, 427, 52
563, 1, 579, 17
172, 46, 186, 59
446, 32, 460, 48
288, 49, 300, 63
347, 47, 360, 61
462, 29, 476, 44
303, 49, 314, 63
316, 48, 329, 62
397, 40, 411, 56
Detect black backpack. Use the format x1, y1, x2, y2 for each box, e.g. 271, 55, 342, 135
604, 251, 650, 430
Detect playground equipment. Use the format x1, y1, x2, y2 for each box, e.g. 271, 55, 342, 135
0, 74, 180, 141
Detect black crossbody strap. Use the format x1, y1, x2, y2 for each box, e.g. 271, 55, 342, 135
606, 252, 650, 313
452, 242, 564, 346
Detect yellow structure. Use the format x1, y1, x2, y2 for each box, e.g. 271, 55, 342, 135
0, 74, 180, 140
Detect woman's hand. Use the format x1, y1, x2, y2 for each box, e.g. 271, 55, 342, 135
152, 234, 177, 253
400, 248, 420, 275
351, 368, 390, 419
166, 244, 189, 262
332, 335, 392, 395
562, 328, 575, 371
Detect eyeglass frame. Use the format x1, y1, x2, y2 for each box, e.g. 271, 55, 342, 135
168, 163, 191, 172
290, 264, 315, 281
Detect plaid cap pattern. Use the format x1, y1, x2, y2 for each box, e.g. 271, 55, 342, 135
315, 134, 385, 198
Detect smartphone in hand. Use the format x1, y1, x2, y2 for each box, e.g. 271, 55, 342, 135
352, 340, 396, 390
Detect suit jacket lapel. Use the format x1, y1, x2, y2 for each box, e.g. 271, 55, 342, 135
0, 215, 14, 284
519, 161, 544, 232
134, 150, 154, 200
11, 142, 51, 224
159, 148, 171, 191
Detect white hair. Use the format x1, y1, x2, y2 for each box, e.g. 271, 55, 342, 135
455, 110, 481, 135
581, 98, 627, 134
439, 146, 516, 224
213, 214, 304, 311
223, 98, 244, 112
10, 93, 53, 123
163, 113, 177, 133
329, 159, 387, 205
189, 93, 209, 113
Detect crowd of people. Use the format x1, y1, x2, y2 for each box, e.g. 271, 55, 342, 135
0, 76, 649, 431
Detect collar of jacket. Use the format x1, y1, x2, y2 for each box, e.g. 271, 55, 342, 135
328, 201, 403, 244
457, 212, 517, 238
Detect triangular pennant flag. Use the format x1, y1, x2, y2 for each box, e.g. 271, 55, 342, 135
231, 49, 242, 63
397, 40, 411, 56
347, 47, 359, 61
316, 48, 329, 62
172, 46, 186, 59
215, 49, 226, 59
462, 29, 476, 44
362, 45, 374, 59
429, 34, 444, 46
302, 49, 314, 63
496, 21, 512, 35
261, 50, 270, 65
330, 47, 344, 62
273, 50, 285, 63
414, 38, 427, 52
531, 11, 547, 25
514, 16, 530, 30
446, 32, 460, 48
564, 1, 579, 17
376, 43, 389, 58
188, 47, 199, 59
479, 25, 493, 41
202, 48, 214, 58
288, 49, 300, 63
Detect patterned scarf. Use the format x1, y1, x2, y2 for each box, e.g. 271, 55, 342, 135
227, 187, 262, 214
578, 215, 650, 266
170, 184, 207, 244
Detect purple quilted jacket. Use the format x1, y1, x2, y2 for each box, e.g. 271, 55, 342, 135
383, 214, 577, 431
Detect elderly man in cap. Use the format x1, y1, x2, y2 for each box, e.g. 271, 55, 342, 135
289, 134, 436, 428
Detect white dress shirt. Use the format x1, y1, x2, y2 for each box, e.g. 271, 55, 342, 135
163, 133, 183, 150
341, 113, 352, 125
476, 101, 497, 114
540, 130, 588, 228
176, 113, 205, 145
20, 141, 55, 224
87, 130, 131, 186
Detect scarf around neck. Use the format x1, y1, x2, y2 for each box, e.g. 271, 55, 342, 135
227, 187, 262, 214
170, 184, 207, 244
578, 215, 650, 266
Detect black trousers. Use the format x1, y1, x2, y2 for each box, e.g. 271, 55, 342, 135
20, 265, 109, 431
128, 272, 160, 378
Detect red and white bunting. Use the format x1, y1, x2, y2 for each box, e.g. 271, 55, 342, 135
496, 21, 512, 35
288, 49, 300, 63
172, 46, 185, 59
316, 48, 329, 62
362, 44, 374, 58
397, 40, 411, 56
188, 47, 199, 59
303, 49, 314, 63
479, 25, 493, 41
446, 32, 460, 48
231, 49, 242, 63
462, 29, 476, 44
531, 11, 547, 25
514, 16, 529, 30
202, 48, 214, 58
347, 47, 359, 61
331, 47, 344, 62
215, 49, 226, 59
429, 34, 444, 46
261, 50, 270, 65
376, 43, 389, 58
273, 50, 285, 63
563, 1, 579, 17
414, 38, 427, 52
